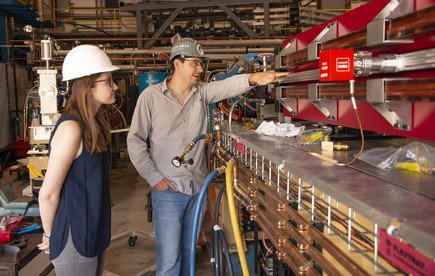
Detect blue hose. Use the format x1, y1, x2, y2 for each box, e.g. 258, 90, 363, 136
192, 134, 207, 144
189, 169, 220, 276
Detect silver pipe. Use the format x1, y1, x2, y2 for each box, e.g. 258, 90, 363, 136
197, 39, 282, 47
32, 63, 227, 72
279, 69, 319, 83
55, 47, 275, 56
229, 99, 245, 131
401, 48, 435, 71
354, 48, 435, 76
277, 48, 435, 80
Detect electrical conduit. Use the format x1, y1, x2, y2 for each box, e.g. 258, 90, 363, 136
226, 160, 250, 276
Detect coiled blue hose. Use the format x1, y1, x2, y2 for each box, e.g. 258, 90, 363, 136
189, 169, 220, 276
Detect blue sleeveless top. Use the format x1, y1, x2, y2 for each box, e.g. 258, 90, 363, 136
48, 114, 111, 259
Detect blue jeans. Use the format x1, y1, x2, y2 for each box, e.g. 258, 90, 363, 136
151, 185, 207, 276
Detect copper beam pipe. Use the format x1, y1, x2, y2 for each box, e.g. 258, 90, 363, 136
232, 161, 250, 201
233, 192, 249, 208
253, 192, 343, 276
214, 124, 251, 200
249, 210, 301, 274
252, 210, 320, 276
211, 131, 366, 275
255, 178, 370, 276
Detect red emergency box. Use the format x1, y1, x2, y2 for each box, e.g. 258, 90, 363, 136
319, 49, 354, 81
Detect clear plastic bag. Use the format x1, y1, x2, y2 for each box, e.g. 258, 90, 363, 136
297, 127, 332, 145
357, 142, 435, 174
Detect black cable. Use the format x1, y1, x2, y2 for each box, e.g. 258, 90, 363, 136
218, 228, 234, 276
214, 226, 221, 276
210, 224, 216, 276
214, 188, 224, 275
210, 180, 235, 276
22, 198, 38, 217
218, 230, 223, 275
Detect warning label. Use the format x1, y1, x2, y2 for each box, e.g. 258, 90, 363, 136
379, 228, 435, 276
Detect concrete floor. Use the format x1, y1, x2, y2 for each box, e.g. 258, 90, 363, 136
2, 162, 213, 276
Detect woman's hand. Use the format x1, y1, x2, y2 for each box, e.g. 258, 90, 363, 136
37, 234, 50, 254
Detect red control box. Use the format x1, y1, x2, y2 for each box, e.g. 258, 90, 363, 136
319, 49, 354, 81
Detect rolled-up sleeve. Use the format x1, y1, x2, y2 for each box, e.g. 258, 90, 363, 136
127, 92, 164, 187
202, 74, 254, 103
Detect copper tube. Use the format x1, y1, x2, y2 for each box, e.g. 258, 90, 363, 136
253, 190, 343, 276
254, 178, 370, 276
280, 7, 434, 67
250, 211, 300, 273
233, 192, 249, 208
232, 161, 250, 201
212, 128, 367, 275
253, 210, 320, 276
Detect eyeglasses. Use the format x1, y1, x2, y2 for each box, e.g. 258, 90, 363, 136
94, 78, 114, 87
185, 59, 205, 68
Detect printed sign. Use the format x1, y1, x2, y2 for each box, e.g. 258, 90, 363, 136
379, 228, 435, 276
336, 57, 350, 72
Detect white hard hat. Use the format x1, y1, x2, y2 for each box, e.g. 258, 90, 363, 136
169, 38, 207, 62
62, 45, 119, 81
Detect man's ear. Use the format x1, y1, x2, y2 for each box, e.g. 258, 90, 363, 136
174, 59, 182, 71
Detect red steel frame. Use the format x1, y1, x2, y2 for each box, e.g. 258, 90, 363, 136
280, 0, 435, 141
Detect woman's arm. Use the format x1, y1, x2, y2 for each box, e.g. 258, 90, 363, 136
37, 120, 82, 254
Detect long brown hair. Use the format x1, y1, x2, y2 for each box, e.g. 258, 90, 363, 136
64, 74, 111, 154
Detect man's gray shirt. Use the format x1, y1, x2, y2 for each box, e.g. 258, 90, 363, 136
127, 74, 254, 195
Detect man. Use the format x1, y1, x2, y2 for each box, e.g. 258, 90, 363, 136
127, 37, 288, 275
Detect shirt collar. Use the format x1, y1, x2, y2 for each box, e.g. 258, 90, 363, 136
162, 77, 199, 96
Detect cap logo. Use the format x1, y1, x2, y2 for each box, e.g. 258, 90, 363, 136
171, 43, 189, 52
197, 44, 204, 56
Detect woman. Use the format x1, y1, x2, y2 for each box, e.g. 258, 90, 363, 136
37, 45, 119, 275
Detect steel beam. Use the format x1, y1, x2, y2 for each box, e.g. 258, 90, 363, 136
144, 7, 183, 49
121, 0, 288, 12
219, 5, 256, 38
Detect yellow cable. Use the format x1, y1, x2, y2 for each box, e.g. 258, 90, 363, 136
226, 161, 249, 276
27, 164, 38, 178
27, 164, 45, 178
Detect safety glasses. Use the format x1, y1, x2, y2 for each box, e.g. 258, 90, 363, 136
94, 78, 114, 87
185, 59, 205, 68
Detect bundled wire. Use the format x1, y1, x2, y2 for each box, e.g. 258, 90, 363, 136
209, 184, 234, 276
